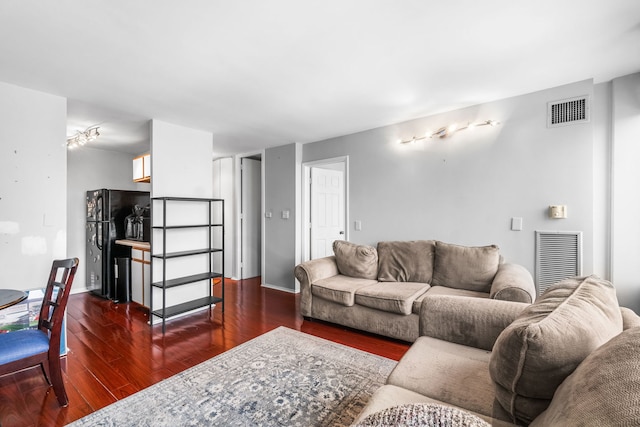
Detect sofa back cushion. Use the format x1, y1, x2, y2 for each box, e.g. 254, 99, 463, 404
431, 242, 500, 292
377, 240, 435, 283
530, 326, 640, 427
621, 306, 640, 329
489, 275, 623, 425
332, 240, 378, 280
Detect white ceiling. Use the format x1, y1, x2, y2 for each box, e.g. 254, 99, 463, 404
1, 1, 639, 156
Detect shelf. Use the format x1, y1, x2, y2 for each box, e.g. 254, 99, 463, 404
151, 296, 222, 319
151, 196, 225, 333
152, 224, 223, 229
152, 197, 224, 203
152, 272, 222, 289
152, 248, 222, 259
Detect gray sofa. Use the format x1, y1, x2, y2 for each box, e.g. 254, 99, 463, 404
353, 275, 640, 426
294, 240, 536, 342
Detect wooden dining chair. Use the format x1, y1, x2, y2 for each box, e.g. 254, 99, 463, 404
0, 258, 79, 406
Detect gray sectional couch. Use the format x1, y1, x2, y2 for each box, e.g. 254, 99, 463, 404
294, 240, 536, 342
352, 275, 640, 426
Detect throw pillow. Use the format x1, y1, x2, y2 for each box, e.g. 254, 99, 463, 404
489, 275, 623, 425
354, 403, 490, 427
332, 240, 378, 280
377, 240, 435, 283
530, 327, 640, 427
431, 242, 500, 292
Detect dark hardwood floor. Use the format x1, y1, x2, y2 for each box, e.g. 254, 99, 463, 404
0, 277, 410, 427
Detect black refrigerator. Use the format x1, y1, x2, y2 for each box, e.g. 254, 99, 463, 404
86, 189, 150, 301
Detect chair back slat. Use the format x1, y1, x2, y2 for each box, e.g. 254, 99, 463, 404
41, 319, 53, 330
37, 258, 79, 338
45, 300, 60, 308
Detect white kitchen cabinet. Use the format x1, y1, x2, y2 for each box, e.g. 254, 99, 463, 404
133, 153, 151, 183
131, 248, 151, 306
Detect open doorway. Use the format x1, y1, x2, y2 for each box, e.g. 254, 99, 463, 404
237, 153, 263, 280
302, 156, 349, 262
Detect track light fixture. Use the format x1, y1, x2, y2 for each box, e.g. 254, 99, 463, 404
66, 125, 100, 149
398, 120, 499, 145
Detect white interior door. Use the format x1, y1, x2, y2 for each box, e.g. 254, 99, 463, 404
310, 166, 345, 259
241, 158, 261, 279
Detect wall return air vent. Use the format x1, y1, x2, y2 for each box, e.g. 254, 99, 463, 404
535, 231, 583, 295
547, 95, 590, 127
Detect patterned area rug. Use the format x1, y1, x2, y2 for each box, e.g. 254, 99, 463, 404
66, 326, 396, 426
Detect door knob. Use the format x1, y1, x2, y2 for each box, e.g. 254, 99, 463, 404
339, 231, 344, 235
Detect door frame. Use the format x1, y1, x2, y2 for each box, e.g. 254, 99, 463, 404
302, 156, 349, 262
234, 151, 265, 282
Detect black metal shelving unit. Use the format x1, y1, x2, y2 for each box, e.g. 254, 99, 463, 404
151, 197, 224, 333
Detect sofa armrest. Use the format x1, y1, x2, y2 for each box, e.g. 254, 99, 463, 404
294, 256, 339, 317
490, 262, 536, 303
419, 294, 529, 351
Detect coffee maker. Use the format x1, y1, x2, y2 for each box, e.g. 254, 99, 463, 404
124, 205, 150, 241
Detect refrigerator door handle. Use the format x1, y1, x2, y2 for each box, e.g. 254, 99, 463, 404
97, 194, 104, 222
97, 222, 103, 250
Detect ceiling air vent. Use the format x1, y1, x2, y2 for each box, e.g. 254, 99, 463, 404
547, 95, 590, 128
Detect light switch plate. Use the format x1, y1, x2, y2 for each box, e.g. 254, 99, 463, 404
511, 217, 523, 231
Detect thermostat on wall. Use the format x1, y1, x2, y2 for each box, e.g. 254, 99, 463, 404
549, 205, 567, 219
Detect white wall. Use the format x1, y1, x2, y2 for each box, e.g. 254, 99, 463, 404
212, 157, 235, 278
610, 72, 640, 312
66, 146, 150, 292
0, 81, 67, 290
151, 120, 213, 199
150, 120, 214, 321
301, 80, 595, 289
592, 81, 612, 280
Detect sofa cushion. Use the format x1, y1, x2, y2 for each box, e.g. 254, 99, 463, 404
489, 275, 623, 425
332, 240, 378, 280
431, 242, 500, 292
621, 306, 640, 329
312, 275, 377, 306
387, 336, 507, 421
530, 327, 640, 427
377, 240, 435, 283
355, 282, 429, 315
412, 286, 489, 314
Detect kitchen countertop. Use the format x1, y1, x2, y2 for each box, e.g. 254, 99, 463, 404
115, 239, 150, 250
